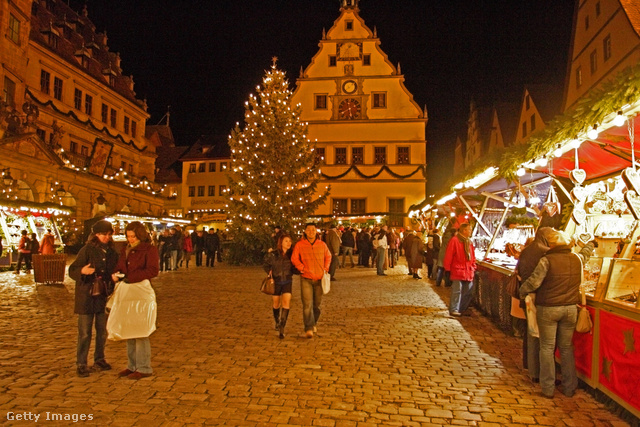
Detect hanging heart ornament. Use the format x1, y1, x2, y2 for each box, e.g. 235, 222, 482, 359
572, 207, 587, 225
571, 186, 588, 203
570, 169, 587, 185
624, 190, 640, 220
544, 202, 559, 217
622, 167, 640, 194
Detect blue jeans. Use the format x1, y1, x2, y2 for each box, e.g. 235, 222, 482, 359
449, 279, 474, 313
127, 337, 152, 374
77, 313, 107, 366
300, 277, 323, 332
376, 247, 386, 274
537, 305, 577, 396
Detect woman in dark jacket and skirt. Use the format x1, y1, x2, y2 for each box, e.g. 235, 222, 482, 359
69, 220, 119, 377
263, 234, 296, 339
111, 221, 160, 379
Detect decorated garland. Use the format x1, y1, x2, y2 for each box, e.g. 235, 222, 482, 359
447, 63, 640, 189
26, 89, 148, 153
321, 164, 426, 180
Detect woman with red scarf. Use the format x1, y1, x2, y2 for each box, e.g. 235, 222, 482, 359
444, 223, 476, 316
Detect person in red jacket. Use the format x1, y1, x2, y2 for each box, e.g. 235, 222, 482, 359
111, 221, 159, 380
443, 223, 477, 316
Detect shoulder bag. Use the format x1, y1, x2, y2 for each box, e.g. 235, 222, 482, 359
506, 268, 520, 299
260, 272, 276, 295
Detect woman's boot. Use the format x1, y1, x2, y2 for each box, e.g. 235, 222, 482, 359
279, 309, 289, 339
272, 308, 280, 330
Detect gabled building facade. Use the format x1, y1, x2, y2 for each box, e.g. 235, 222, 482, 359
563, 0, 640, 112
291, 0, 427, 226
0, 0, 166, 229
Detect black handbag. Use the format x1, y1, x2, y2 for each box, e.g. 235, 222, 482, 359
91, 276, 105, 296
260, 273, 276, 295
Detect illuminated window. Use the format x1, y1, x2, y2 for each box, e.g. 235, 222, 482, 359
333, 199, 348, 215
110, 108, 117, 128
316, 147, 325, 163
74, 89, 82, 110
351, 147, 363, 164
374, 147, 386, 164
220, 162, 228, 170
372, 92, 386, 108
40, 70, 50, 94
8, 14, 20, 44
603, 35, 611, 61
576, 66, 582, 88
53, 77, 63, 100
101, 104, 108, 122
85, 94, 93, 115
397, 147, 410, 164
315, 94, 327, 110
335, 147, 347, 165
351, 199, 365, 214
3, 77, 16, 107
219, 185, 227, 194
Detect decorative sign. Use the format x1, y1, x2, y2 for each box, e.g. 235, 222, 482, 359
572, 207, 587, 225
622, 167, 640, 194
89, 139, 113, 176
570, 168, 587, 185
624, 190, 640, 220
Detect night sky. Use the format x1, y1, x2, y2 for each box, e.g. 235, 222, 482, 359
70, 0, 575, 192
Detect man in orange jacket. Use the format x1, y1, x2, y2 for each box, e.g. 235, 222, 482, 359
291, 223, 331, 338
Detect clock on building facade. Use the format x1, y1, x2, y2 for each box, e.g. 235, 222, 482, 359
338, 98, 361, 120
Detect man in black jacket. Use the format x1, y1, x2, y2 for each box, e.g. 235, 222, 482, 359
205, 228, 220, 267
192, 230, 205, 267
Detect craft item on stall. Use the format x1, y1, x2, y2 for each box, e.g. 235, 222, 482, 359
570, 168, 587, 185
543, 185, 561, 217
572, 207, 587, 225
624, 190, 640, 220
622, 167, 640, 194
571, 186, 588, 203
575, 232, 594, 247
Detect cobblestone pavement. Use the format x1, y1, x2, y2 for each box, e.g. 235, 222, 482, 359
0, 259, 632, 426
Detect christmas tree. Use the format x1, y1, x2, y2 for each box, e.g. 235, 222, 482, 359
225, 58, 330, 264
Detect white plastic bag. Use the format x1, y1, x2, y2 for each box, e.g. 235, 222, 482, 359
107, 279, 157, 340
321, 271, 331, 295
525, 294, 539, 338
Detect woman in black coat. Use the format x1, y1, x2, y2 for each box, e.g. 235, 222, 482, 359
263, 234, 296, 339
68, 220, 119, 378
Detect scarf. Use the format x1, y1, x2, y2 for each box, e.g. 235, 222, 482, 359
125, 240, 141, 259
458, 234, 471, 260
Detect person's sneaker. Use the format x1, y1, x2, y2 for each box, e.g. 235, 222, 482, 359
76, 365, 91, 378
450, 311, 462, 317
118, 369, 134, 377
127, 371, 152, 380
305, 331, 314, 338
92, 360, 112, 371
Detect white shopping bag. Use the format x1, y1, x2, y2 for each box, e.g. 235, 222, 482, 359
525, 294, 539, 338
107, 279, 157, 340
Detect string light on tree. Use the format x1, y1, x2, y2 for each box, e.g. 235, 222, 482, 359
225, 58, 330, 264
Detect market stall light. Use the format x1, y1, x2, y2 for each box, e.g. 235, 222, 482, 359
537, 156, 548, 167
587, 124, 599, 140
454, 182, 464, 190
554, 144, 563, 157
516, 167, 526, 177
613, 111, 625, 127
436, 193, 456, 205
570, 138, 583, 149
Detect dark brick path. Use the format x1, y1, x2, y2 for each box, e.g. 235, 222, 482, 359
0, 260, 630, 426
